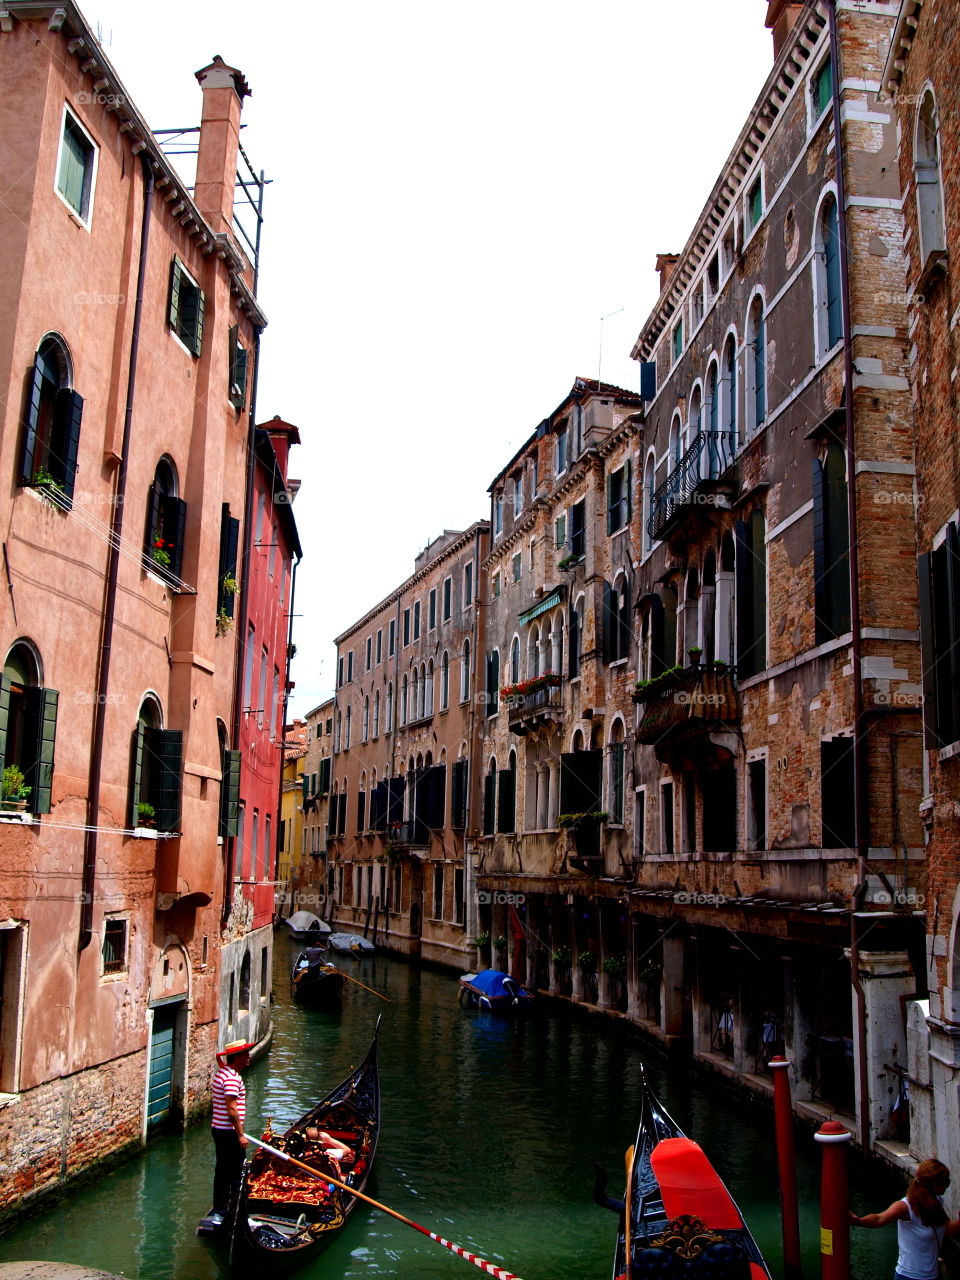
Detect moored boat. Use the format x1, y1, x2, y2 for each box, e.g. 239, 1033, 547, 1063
597, 1072, 771, 1280
291, 949, 345, 1008
285, 910, 331, 941
228, 1021, 381, 1276
458, 969, 535, 1012
327, 932, 375, 955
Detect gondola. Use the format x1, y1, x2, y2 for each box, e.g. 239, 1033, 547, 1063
327, 932, 375, 955
229, 1021, 381, 1277
290, 948, 345, 1009
458, 969, 535, 1013
597, 1072, 771, 1280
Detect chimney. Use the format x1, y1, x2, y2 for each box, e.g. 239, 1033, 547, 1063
260, 415, 301, 481
193, 55, 250, 235
765, 0, 805, 60
656, 253, 680, 293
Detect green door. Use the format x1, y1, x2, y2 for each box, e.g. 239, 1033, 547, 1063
147, 1004, 179, 1129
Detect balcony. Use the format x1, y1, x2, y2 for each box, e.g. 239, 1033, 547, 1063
506, 680, 563, 736
647, 430, 736, 543
386, 819, 431, 849
634, 663, 740, 764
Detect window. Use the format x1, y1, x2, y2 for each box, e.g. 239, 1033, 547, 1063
555, 513, 567, 549
568, 598, 582, 678
451, 758, 468, 828
722, 225, 736, 276
497, 754, 517, 834
460, 638, 471, 702
746, 296, 766, 434
442, 578, 452, 621
706, 252, 719, 299
336, 655, 344, 689
492, 571, 501, 599
510, 635, 520, 684
812, 444, 851, 642
722, 332, 738, 446
691, 284, 704, 331
607, 463, 631, 534
494, 493, 504, 536
735, 509, 767, 679
512, 553, 522, 583
513, 473, 523, 517
102, 918, 127, 975
916, 91, 947, 268
556, 425, 568, 475
642, 454, 655, 555
257, 645, 268, 725
365, 637, 372, 670
130, 697, 182, 831
243, 625, 256, 708
18, 335, 83, 506
373, 691, 381, 738
0, 642, 59, 815
362, 696, 369, 742
440, 652, 449, 711
217, 503, 240, 622
463, 562, 473, 608
413, 601, 421, 640
433, 865, 444, 920
747, 176, 763, 231
483, 760, 497, 835
228, 325, 249, 410
168, 257, 205, 356
570, 499, 586, 559
485, 651, 500, 714
672, 319, 683, 364
270, 667, 280, 738
821, 738, 854, 847
603, 577, 632, 663
388, 619, 396, 656
344, 705, 352, 749
144, 457, 186, 582
400, 676, 408, 726
634, 788, 646, 860
812, 55, 833, 122
386, 683, 394, 733
346, 651, 354, 683
376, 629, 383, 664
660, 780, 675, 855
815, 194, 843, 354
919, 521, 960, 749
609, 727, 625, 824
747, 757, 767, 850
429, 589, 437, 631
403, 608, 410, 646
219, 738, 241, 838
56, 106, 97, 224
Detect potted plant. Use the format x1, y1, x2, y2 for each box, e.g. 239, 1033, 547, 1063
1, 765, 31, 811
150, 537, 172, 568
136, 801, 156, 828
216, 606, 233, 637
493, 935, 507, 954
557, 554, 580, 571
602, 954, 627, 980
577, 950, 598, 974
551, 945, 571, 969
475, 931, 490, 951
688, 646, 703, 665
34, 466, 65, 504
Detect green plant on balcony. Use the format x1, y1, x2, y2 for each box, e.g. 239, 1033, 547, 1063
136, 801, 156, 828
551, 946, 572, 968
557, 554, 581, 570
33, 466, 65, 502
602, 954, 627, 980
577, 950, 598, 973
501, 671, 562, 700
1, 764, 30, 809
221, 575, 239, 597
475, 931, 490, 950
216, 607, 233, 637
493, 935, 508, 952
558, 811, 609, 828
150, 536, 172, 568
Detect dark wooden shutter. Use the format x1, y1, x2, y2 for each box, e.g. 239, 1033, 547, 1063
52, 388, 83, 503
821, 737, 855, 848
357, 790, 366, 834
144, 481, 161, 568
164, 496, 188, 580
19, 360, 45, 485
602, 580, 616, 663
568, 602, 580, 677
639, 362, 656, 401
483, 768, 497, 835
179, 284, 205, 357
319, 756, 331, 793
426, 764, 446, 829
130, 723, 146, 827
23, 686, 58, 814
168, 258, 183, 332
451, 759, 468, 829
649, 593, 666, 676
735, 518, 755, 678
812, 458, 829, 644
218, 504, 241, 617
625, 458, 632, 526
154, 729, 183, 833
559, 749, 603, 816
387, 777, 405, 825
0, 677, 9, 774
497, 764, 516, 833
918, 551, 940, 749
372, 780, 388, 832
606, 474, 615, 535
824, 200, 842, 348
220, 748, 241, 837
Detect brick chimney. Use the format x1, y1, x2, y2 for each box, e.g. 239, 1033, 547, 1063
765, 0, 805, 60
260, 416, 301, 481
194, 55, 250, 235
656, 253, 680, 293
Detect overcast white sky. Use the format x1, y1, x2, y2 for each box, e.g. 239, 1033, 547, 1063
80, 0, 773, 717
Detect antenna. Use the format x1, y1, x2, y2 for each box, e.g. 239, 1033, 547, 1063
599, 308, 624, 385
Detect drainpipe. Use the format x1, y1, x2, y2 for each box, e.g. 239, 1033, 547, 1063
223, 324, 264, 926
79, 155, 155, 951
828, 0, 871, 1152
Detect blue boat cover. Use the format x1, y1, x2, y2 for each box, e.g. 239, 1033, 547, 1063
467, 969, 530, 999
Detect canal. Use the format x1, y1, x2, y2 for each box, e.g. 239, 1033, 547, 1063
0, 933, 902, 1279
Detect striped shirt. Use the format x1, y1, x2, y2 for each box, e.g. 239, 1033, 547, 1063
211, 1064, 245, 1131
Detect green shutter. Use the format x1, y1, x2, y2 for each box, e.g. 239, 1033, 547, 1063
218, 505, 240, 617
812, 457, 829, 644
53, 388, 84, 504
163, 495, 188, 579
918, 552, 940, 750
0, 677, 10, 775
192, 288, 206, 357
154, 729, 183, 833
301, 771, 310, 800
220, 748, 241, 838
23, 686, 58, 814
130, 723, 146, 826
824, 200, 842, 348
483, 769, 497, 836
19, 360, 45, 485
168, 258, 183, 333
144, 481, 161, 568
606, 474, 614, 535
625, 458, 632, 524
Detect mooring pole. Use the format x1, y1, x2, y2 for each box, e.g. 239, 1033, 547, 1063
815, 1120, 852, 1280
770, 1057, 803, 1278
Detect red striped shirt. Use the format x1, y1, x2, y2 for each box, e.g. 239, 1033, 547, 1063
211, 1064, 245, 1130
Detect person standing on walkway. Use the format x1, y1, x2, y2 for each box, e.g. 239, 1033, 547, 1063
850, 1158, 960, 1280
209, 1040, 253, 1224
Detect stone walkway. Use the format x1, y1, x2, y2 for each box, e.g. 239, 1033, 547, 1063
0, 1266, 125, 1279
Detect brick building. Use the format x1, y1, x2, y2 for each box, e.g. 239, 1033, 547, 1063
277, 717, 307, 911
882, 0, 960, 1181
477, 378, 642, 1002
293, 698, 334, 916
0, 1, 269, 1218
624, 0, 924, 1154
328, 524, 488, 966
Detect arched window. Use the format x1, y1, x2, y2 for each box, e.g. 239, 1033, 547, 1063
411, 667, 420, 719
386, 683, 394, 733
362, 696, 370, 742
485, 650, 499, 714
498, 750, 517, 834
144, 456, 186, 581
460, 638, 471, 703
569, 597, 583, 678
510, 635, 520, 685
130, 693, 182, 832
916, 90, 947, 267
609, 719, 626, 824
425, 659, 434, 716
440, 652, 449, 711
400, 675, 408, 726
604, 573, 632, 663
344, 705, 352, 749
527, 624, 540, 679
642, 452, 656, 555
702, 550, 717, 664
815, 192, 842, 355
373, 690, 381, 738
746, 297, 766, 435
19, 334, 82, 505
683, 567, 701, 656
722, 332, 738, 449
238, 951, 251, 1013
735, 510, 767, 678
687, 383, 702, 453
668, 411, 683, 472
482, 756, 498, 835
1, 641, 58, 816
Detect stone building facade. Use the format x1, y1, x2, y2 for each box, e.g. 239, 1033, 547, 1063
328, 525, 488, 967
290, 697, 335, 918
0, 2, 268, 1220
882, 0, 960, 1184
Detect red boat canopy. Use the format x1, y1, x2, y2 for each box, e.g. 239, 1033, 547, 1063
650, 1137, 744, 1230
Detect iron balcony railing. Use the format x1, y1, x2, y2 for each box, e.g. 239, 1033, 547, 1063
507, 683, 564, 735
647, 430, 737, 542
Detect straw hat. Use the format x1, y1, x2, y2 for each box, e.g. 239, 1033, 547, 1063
217, 1039, 254, 1064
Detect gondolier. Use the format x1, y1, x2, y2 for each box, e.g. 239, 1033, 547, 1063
209, 1039, 253, 1225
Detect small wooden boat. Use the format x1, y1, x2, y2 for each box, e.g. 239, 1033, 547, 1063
229, 1021, 381, 1277
327, 932, 375, 955
458, 969, 535, 1013
291, 949, 345, 1008
597, 1072, 770, 1280
285, 910, 331, 941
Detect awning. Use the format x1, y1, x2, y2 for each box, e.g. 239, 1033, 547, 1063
518, 587, 564, 626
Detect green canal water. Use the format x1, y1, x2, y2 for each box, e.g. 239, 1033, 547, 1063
0, 933, 902, 1279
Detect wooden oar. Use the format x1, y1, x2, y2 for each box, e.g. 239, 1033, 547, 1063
244, 1134, 523, 1279
335, 969, 391, 1002
624, 1143, 635, 1279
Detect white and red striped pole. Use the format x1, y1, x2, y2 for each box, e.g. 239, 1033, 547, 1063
245, 1134, 526, 1280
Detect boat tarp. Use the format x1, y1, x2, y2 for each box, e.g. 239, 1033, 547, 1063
287, 910, 331, 933
462, 969, 528, 999
650, 1137, 743, 1230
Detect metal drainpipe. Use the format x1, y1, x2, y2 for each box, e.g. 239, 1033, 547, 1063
828, 0, 871, 1152
223, 323, 264, 926
79, 155, 155, 951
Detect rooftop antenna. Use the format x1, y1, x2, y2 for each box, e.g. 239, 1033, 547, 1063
599, 307, 624, 386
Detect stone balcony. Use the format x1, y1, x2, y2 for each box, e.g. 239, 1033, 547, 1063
634, 664, 740, 764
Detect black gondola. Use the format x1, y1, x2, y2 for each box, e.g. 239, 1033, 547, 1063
597, 1072, 771, 1280
229, 1021, 381, 1277
290, 948, 345, 1009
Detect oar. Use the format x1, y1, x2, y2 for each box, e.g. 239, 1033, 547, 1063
623, 1143, 635, 1279
244, 1134, 524, 1279
335, 969, 391, 1002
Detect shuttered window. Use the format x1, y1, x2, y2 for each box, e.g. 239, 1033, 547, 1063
218, 503, 241, 619
483, 767, 497, 836
219, 749, 241, 838
559, 750, 603, 818
19, 343, 84, 506
228, 325, 249, 410
131, 725, 183, 832
168, 257, 205, 356
821, 737, 855, 848
0, 679, 59, 815
144, 464, 187, 584
570, 500, 586, 559
735, 512, 766, 679
812, 446, 850, 643
451, 759, 468, 829
919, 523, 960, 749
497, 762, 516, 834
606, 461, 631, 534
57, 108, 96, 221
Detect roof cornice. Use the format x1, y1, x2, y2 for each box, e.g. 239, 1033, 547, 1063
880, 0, 922, 97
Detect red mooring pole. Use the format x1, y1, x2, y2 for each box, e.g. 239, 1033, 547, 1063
815, 1120, 852, 1280
769, 1057, 802, 1279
